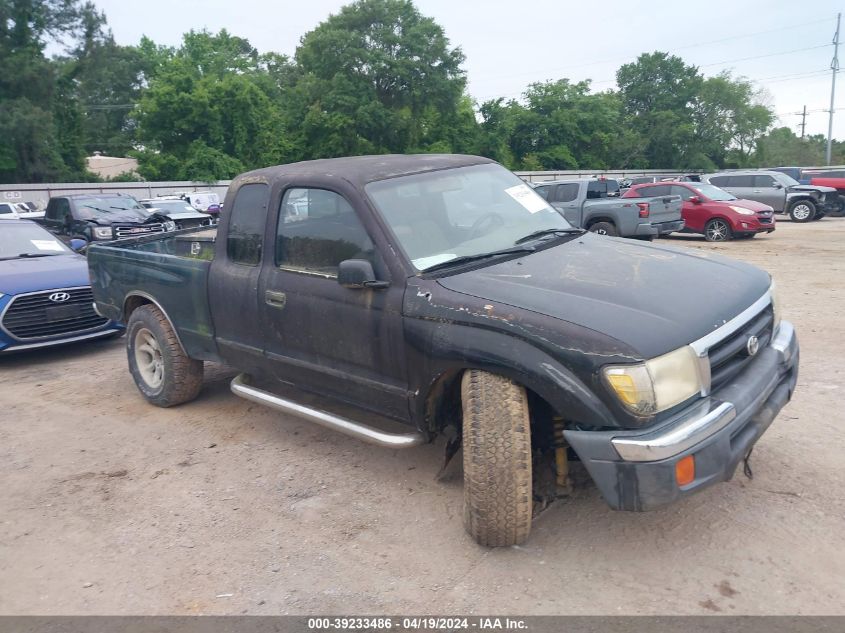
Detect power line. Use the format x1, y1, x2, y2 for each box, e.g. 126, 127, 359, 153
471, 16, 836, 82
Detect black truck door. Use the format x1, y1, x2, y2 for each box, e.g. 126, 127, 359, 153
257, 186, 410, 422
208, 182, 271, 369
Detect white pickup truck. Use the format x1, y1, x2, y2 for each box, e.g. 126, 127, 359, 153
0, 202, 44, 221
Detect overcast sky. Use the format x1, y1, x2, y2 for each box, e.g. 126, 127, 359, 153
90, 0, 843, 139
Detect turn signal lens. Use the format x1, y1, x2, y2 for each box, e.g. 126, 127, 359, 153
675, 455, 695, 486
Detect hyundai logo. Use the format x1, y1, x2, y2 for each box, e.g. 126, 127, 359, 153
746, 335, 759, 357
49, 292, 71, 303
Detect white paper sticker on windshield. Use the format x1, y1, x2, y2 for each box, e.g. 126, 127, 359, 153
413, 253, 458, 270
31, 240, 64, 252
505, 184, 547, 213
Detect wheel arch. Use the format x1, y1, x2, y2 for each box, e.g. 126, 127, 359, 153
122, 292, 188, 355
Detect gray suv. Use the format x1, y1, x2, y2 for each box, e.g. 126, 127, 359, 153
701, 170, 837, 222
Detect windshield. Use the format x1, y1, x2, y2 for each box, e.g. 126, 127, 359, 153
365, 164, 573, 271
141, 200, 196, 215
0, 223, 72, 259
774, 173, 800, 187
692, 183, 736, 201
75, 196, 148, 220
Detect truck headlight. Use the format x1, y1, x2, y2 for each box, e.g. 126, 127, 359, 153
604, 346, 703, 416
93, 227, 113, 240
770, 281, 781, 331
729, 206, 756, 216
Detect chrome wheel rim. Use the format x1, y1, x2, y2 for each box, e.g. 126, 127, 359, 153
707, 221, 728, 241
792, 204, 812, 220
134, 328, 164, 389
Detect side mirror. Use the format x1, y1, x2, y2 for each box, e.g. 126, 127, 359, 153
688, 196, 702, 204
69, 238, 88, 252
772, 183, 783, 189
338, 259, 388, 289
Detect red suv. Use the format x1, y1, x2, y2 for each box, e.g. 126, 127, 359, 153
622, 182, 776, 242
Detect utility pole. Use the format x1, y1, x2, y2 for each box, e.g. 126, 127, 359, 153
826, 12, 840, 165
800, 105, 807, 139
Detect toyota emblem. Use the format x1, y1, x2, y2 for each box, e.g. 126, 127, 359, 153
49, 292, 71, 303
746, 335, 759, 357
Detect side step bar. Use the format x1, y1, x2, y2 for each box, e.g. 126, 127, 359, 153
230, 373, 425, 449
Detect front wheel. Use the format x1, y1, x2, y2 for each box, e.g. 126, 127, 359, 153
126, 304, 203, 407
704, 218, 732, 242
789, 200, 816, 222
461, 369, 533, 547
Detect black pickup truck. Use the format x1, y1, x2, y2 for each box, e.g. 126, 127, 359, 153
88, 155, 799, 547
40, 193, 177, 245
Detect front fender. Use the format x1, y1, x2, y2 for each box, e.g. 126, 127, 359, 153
404, 318, 618, 431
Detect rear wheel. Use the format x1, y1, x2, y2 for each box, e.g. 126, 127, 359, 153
588, 221, 617, 237
788, 200, 816, 222
461, 369, 533, 547
126, 304, 203, 407
704, 218, 732, 242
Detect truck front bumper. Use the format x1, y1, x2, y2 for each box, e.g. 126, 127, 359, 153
564, 320, 799, 511
636, 219, 685, 237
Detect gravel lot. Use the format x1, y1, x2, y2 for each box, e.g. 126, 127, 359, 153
1, 219, 844, 615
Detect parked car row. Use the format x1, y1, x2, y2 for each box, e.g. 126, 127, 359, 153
532, 178, 684, 239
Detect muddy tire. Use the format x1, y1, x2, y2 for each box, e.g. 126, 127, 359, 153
126, 304, 203, 407
461, 369, 532, 547
588, 221, 617, 237
788, 200, 816, 222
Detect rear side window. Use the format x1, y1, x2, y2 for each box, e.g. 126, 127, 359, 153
639, 184, 671, 197
276, 188, 375, 277
670, 185, 694, 200
709, 176, 729, 187
586, 181, 606, 199
227, 183, 269, 266
0, 203, 12, 214
553, 183, 579, 202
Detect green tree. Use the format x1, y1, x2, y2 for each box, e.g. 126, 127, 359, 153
292, 0, 467, 157
133, 29, 292, 179
692, 72, 773, 168
0, 0, 89, 182
616, 52, 702, 168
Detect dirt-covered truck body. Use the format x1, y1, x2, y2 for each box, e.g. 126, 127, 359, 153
87, 155, 799, 546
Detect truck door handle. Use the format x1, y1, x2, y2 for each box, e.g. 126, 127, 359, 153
265, 290, 287, 309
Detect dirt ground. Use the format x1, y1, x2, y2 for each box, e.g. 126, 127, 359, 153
1, 219, 844, 616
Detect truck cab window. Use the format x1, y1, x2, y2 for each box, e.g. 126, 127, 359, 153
553, 183, 579, 203
227, 183, 269, 266
276, 188, 375, 277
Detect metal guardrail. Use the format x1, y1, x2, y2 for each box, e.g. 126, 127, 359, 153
4, 165, 845, 207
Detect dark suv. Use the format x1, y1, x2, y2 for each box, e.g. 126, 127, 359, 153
41, 193, 176, 245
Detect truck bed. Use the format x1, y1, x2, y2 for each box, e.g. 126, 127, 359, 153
87, 228, 220, 361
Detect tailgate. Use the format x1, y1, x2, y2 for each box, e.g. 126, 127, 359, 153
642, 195, 682, 224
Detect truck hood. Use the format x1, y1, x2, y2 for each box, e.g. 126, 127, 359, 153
436, 234, 771, 358
789, 184, 837, 194
0, 254, 90, 295
89, 212, 161, 225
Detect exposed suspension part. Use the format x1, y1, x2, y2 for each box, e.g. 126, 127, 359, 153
553, 416, 573, 496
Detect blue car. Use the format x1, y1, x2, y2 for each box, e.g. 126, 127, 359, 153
0, 220, 122, 353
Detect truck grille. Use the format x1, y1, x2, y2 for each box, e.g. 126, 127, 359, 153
708, 306, 775, 391
1, 287, 108, 341
114, 223, 165, 238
